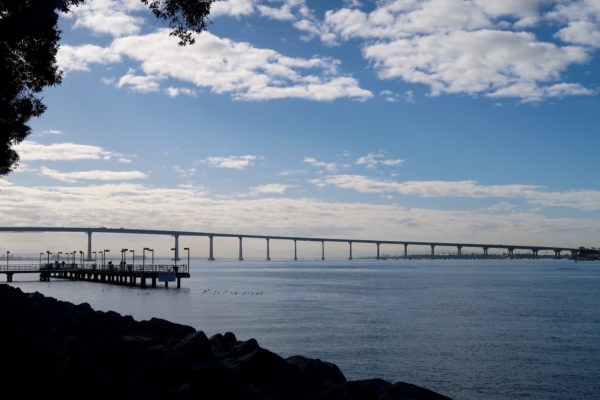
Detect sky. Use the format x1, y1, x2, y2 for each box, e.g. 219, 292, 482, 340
2, 0, 600, 258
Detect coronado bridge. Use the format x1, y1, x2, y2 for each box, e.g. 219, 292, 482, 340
0, 226, 579, 261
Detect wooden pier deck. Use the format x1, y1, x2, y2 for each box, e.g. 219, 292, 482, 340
1, 263, 190, 289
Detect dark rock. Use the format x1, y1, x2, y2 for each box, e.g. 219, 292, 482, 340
318, 378, 391, 400
287, 355, 347, 385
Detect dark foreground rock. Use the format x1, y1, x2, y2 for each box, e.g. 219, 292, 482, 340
0, 284, 450, 400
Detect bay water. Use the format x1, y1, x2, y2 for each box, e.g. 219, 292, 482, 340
9, 259, 600, 399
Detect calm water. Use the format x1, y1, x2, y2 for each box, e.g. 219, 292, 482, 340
9, 259, 600, 399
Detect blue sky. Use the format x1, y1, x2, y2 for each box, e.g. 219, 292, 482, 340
2, 0, 600, 255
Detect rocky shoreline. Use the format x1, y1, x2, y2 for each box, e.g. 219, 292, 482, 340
0, 284, 450, 400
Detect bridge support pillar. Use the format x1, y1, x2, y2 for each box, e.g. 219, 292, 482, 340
238, 237, 244, 261
266, 238, 271, 261
431, 245, 435, 259
483, 247, 488, 257
376, 243, 381, 260
457, 246, 462, 257
174, 234, 180, 261
532, 249, 539, 259
86, 231, 93, 261
294, 240, 297, 261
208, 236, 215, 261
571, 250, 578, 261
321, 240, 325, 261
348, 242, 353, 260
555, 250, 561, 259
404, 244, 408, 259
508, 248, 514, 259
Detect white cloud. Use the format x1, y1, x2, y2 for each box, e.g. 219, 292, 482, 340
173, 165, 197, 177
39, 166, 148, 183
403, 90, 415, 103
116, 69, 162, 93
59, 30, 372, 101
310, 174, 600, 211
363, 29, 589, 100
355, 152, 405, 168
211, 0, 256, 18
548, 0, 600, 47
317, 0, 594, 101
15, 141, 117, 161
201, 155, 259, 170
250, 183, 292, 195
165, 87, 197, 98
57, 44, 121, 73
0, 179, 597, 249
303, 157, 338, 172
33, 129, 65, 136
69, 0, 146, 37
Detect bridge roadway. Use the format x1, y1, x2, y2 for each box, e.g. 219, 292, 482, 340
0, 226, 579, 261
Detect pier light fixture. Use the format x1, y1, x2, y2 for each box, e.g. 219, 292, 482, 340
57, 251, 62, 262
184, 247, 190, 271
130, 249, 135, 269
171, 247, 177, 267
6, 250, 9, 269
39, 252, 43, 265
46, 251, 52, 265
103, 249, 110, 268
143, 247, 149, 271
79, 251, 84, 267
150, 248, 154, 267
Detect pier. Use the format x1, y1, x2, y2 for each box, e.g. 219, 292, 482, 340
2, 261, 190, 288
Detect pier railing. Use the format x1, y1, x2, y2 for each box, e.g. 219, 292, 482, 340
1, 263, 189, 274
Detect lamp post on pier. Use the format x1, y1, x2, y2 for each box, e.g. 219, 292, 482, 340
103, 249, 110, 268
6, 250, 9, 270
143, 247, 149, 271
150, 248, 154, 268
130, 249, 135, 270
39, 252, 43, 266
93, 251, 97, 266
171, 247, 177, 267
184, 247, 190, 273
46, 251, 52, 265
79, 251, 84, 268
57, 251, 62, 263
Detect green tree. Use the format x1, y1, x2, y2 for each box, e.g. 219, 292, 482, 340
0, 0, 212, 175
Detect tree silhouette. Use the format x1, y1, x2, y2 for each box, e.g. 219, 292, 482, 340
0, 0, 212, 175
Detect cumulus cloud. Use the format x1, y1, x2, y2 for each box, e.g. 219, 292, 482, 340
318, 0, 595, 101
363, 29, 590, 100
548, 0, 600, 47
200, 155, 259, 170
57, 44, 121, 73
116, 69, 162, 93
58, 30, 372, 101
39, 166, 148, 183
68, 0, 146, 37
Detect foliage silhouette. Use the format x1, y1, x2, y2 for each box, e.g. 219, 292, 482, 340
0, 0, 212, 175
